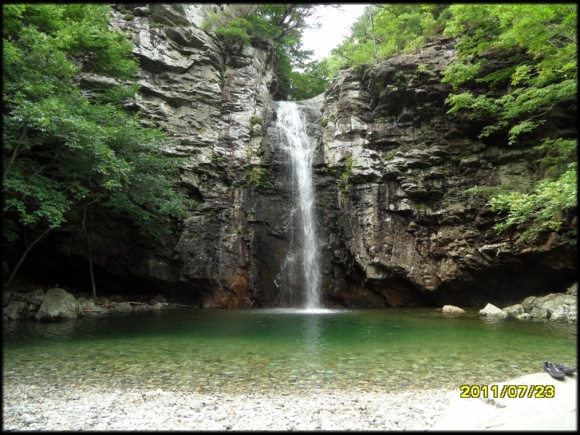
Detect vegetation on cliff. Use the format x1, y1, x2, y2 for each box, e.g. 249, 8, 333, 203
329, 3, 577, 245
328, 4, 450, 73
201, 3, 332, 100
2, 4, 189, 291
442, 4, 577, 243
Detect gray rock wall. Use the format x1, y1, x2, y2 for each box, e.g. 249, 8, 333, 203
313, 36, 576, 307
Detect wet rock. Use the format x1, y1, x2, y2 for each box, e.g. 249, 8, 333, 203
503, 303, 524, 318
530, 306, 549, 319
35, 288, 81, 322
479, 303, 508, 319
77, 297, 107, 314
515, 290, 577, 323
3, 301, 28, 321
549, 304, 576, 323
521, 296, 538, 312
441, 305, 465, 314
12, 289, 47, 305
112, 302, 134, 314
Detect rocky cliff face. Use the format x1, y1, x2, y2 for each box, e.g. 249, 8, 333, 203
21, 5, 576, 308
312, 37, 576, 307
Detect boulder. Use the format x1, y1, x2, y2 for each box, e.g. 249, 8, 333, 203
3, 301, 28, 321
503, 303, 524, 318
24, 289, 46, 305
35, 288, 81, 322
549, 305, 576, 323
530, 306, 549, 319
521, 296, 538, 312
520, 292, 577, 323
479, 303, 508, 319
442, 305, 465, 314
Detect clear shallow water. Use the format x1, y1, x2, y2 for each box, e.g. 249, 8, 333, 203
3, 308, 577, 394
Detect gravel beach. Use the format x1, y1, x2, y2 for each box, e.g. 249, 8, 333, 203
2, 382, 455, 431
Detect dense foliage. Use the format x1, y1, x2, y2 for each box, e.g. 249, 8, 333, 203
327, 4, 450, 76
443, 4, 577, 243
2, 4, 188, 289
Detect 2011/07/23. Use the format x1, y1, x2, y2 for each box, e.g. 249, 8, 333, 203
460, 384, 555, 398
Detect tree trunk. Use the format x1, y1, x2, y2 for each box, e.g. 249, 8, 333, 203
82, 205, 97, 298
368, 7, 378, 63
6, 227, 53, 287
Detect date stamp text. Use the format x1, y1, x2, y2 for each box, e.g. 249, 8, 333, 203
460, 384, 555, 398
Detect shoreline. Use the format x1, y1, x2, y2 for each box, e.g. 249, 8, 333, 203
3, 372, 576, 431
2, 382, 455, 431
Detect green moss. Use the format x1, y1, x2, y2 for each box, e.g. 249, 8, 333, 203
249, 116, 263, 135
250, 116, 263, 126
244, 167, 275, 189
414, 63, 430, 78
393, 71, 406, 85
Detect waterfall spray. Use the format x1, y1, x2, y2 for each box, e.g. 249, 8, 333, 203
276, 101, 321, 309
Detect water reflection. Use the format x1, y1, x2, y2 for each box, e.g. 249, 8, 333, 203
23, 319, 79, 341
302, 314, 322, 370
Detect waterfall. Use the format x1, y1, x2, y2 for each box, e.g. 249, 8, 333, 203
276, 101, 321, 309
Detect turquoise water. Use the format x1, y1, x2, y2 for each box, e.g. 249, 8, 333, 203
3, 308, 577, 394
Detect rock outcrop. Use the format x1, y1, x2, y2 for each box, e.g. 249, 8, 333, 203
313, 36, 577, 307
503, 282, 577, 323
10, 5, 576, 309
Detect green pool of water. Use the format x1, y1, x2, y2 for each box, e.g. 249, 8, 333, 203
3, 308, 577, 394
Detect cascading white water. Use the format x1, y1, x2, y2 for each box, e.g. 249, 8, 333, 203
276, 101, 321, 309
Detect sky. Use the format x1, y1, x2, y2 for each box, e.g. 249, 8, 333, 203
302, 4, 369, 61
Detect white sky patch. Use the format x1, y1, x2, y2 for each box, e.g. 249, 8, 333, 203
302, 4, 369, 61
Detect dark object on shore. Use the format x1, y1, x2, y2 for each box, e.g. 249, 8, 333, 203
554, 363, 576, 376
544, 362, 566, 379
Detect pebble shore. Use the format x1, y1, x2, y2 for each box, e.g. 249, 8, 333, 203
3, 382, 455, 431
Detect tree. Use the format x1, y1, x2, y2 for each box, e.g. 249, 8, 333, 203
329, 4, 446, 72
202, 3, 329, 100
2, 4, 188, 293
287, 58, 331, 100
442, 4, 577, 243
